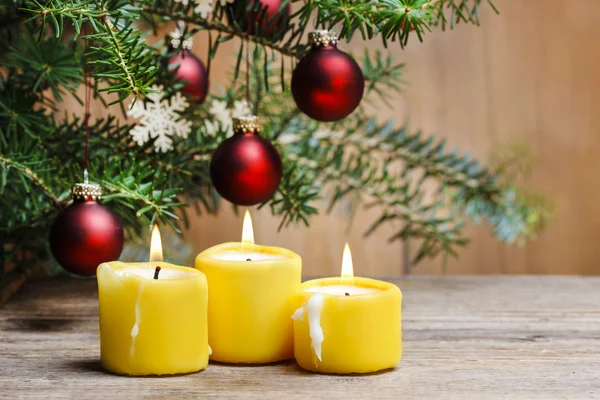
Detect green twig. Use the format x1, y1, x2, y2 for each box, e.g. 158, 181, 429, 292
0, 155, 62, 210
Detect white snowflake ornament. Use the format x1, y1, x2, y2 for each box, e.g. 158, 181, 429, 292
194, 0, 214, 18
232, 99, 253, 119
127, 85, 192, 153
174, 0, 215, 18
204, 119, 219, 137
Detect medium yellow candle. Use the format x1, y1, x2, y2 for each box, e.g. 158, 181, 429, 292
97, 226, 209, 376
292, 244, 402, 374
195, 210, 302, 364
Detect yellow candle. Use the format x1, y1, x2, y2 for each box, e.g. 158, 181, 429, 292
97, 226, 209, 376
292, 244, 402, 374
195, 210, 302, 364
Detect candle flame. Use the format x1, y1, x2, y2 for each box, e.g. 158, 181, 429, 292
149, 224, 164, 262
341, 243, 354, 283
241, 209, 255, 249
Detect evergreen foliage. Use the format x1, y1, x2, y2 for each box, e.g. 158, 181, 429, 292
0, 0, 549, 275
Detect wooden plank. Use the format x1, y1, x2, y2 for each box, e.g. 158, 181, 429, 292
1, 276, 599, 398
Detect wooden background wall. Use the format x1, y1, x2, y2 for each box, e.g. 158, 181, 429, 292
86, 0, 600, 276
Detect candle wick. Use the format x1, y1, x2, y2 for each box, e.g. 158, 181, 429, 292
154, 266, 161, 279
345, 292, 350, 296
246, 258, 252, 261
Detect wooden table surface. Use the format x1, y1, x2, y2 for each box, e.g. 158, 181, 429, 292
1, 276, 599, 399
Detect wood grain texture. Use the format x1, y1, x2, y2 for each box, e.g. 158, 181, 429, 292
1, 277, 600, 399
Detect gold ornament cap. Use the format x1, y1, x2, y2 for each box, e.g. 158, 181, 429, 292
72, 183, 103, 201
233, 116, 263, 134
309, 30, 338, 47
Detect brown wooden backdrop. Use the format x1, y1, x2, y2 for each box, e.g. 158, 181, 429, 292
80, 0, 600, 276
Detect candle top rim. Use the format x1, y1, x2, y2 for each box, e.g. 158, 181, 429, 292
196, 242, 301, 263
208, 250, 287, 262
100, 261, 205, 281
305, 284, 380, 296
300, 276, 400, 295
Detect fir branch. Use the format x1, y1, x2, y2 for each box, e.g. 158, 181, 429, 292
22, 0, 157, 102
427, 0, 499, 30
359, 49, 406, 104
0, 154, 62, 209
3, 33, 83, 102
143, 7, 309, 60
334, 117, 498, 194
271, 109, 301, 141
264, 161, 320, 230
94, 17, 139, 97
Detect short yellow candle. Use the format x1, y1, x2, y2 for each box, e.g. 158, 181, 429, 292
292, 244, 402, 374
195, 211, 302, 364
97, 226, 209, 376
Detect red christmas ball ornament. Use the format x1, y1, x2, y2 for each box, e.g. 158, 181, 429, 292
210, 116, 283, 206
231, 0, 289, 36
50, 183, 124, 276
247, 0, 290, 36
168, 45, 209, 104
291, 30, 365, 122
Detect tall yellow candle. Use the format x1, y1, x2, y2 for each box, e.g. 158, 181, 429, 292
195, 211, 302, 364
97, 226, 209, 376
292, 244, 402, 374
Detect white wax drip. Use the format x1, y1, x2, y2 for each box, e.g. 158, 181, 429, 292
130, 282, 145, 358
291, 306, 305, 322
208, 344, 212, 356
292, 292, 325, 362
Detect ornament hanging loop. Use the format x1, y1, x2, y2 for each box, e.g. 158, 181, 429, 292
245, 38, 251, 105
83, 26, 92, 185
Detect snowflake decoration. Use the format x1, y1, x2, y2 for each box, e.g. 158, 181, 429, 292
204, 99, 254, 137
232, 99, 253, 119
174, 0, 215, 18
127, 85, 192, 153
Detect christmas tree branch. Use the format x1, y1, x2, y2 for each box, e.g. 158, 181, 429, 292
22, 0, 157, 102
95, 18, 139, 96
17, 0, 498, 104
328, 117, 498, 195
143, 7, 309, 60
427, 0, 499, 30
285, 149, 467, 262
0, 155, 62, 210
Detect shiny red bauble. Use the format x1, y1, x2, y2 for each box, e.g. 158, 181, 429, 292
210, 127, 282, 206
291, 41, 364, 122
168, 49, 209, 104
50, 200, 124, 276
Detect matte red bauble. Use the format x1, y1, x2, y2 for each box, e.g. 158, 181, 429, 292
50, 183, 124, 277
210, 116, 282, 206
291, 30, 364, 122
169, 49, 209, 104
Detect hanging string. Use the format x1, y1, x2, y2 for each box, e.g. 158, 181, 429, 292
245, 38, 250, 105
83, 30, 92, 184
